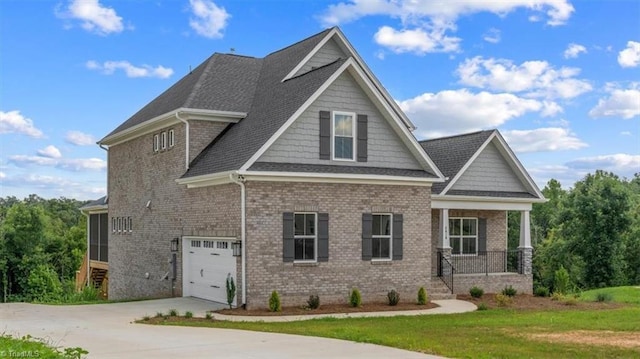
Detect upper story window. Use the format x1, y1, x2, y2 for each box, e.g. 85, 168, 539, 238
153, 134, 160, 152
332, 111, 355, 161
450, 217, 477, 255
372, 214, 392, 260
294, 212, 317, 262
168, 129, 175, 148
161, 131, 167, 150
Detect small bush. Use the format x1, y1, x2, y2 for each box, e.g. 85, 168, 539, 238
596, 292, 613, 302
563, 297, 578, 306
168, 309, 178, 317
205, 312, 212, 320
554, 265, 571, 295
154, 312, 164, 318
495, 293, 512, 307
501, 285, 517, 297
226, 275, 236, 309
307, 294, 320, 309
387, 290, 400, 306
269, 290, 281, 312
417, 287, 428, 305
477, 302, 489, 311
551, 292, 564, 301
141, 315, 150, 321
534, 286, 550, 297
349, 288, 362, 307
185, 311, 193, 319
469, 286, 484, 298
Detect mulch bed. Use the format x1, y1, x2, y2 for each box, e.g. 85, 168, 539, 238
216, 301, 439, 316
458, 293, 624, 311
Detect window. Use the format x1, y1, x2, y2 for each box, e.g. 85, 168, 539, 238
117, 217, 122, 233
168, 129, 175, 147
294, 213, 316, 261
123, 216, 128, 232
449, 218, 477, 255
112, 217, 116, 233
161, 131, 167, 150
128, 217, 132, 233
332, 111, 355, 160
372, 214, 392, 260
153, 134, 159, 152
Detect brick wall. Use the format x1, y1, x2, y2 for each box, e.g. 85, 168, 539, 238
243, 181, 432, 309
453, 273, 533, 295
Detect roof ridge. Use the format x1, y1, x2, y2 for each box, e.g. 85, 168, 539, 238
184, 53, 218, 108
419, 129, 494, 143
266, 27, 334, 57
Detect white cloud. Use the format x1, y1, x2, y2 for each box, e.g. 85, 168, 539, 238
566, 154, 640, 174
400, 89, 544, 137
0, 171, 6, 179
620, 131, 632, 136
563, 43, 587, 59
86, 60, 173, 79
456, 56, 592, 99
189, 0, 230, 39
589, 86, 640, 119
0, 173, 106, 200
483, 28, 501, 44
618, 41, 640, 68
37, 145, 62, 159
57, 0, 124, 35
502, 127, 587, 153
373, 25, 460, 54
9, 155, 106, 172
66, 131, 97, 146
0, 110, 44, 138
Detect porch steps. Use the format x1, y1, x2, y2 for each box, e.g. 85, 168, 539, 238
427, 279, 456, 300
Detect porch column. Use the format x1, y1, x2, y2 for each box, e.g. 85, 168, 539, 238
437, 209, 452, 276
518, 210, 533, 275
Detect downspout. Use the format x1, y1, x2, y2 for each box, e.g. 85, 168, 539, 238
175, 111, 190, 170
229, 172, 246, 308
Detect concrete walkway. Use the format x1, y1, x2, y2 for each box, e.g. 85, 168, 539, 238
212, 299, 476, 322
0, 298, 460, 359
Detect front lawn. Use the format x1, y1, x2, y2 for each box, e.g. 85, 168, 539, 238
146, 299, 640, 358
580, 286, 640, 304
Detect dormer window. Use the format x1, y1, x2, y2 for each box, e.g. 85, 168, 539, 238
332, 111, 355, 161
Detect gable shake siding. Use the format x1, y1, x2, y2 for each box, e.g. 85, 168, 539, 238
451, 142, 528, 193
295, 38, 347, 77
258, 72, 422, 170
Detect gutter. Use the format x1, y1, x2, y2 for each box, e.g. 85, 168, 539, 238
229, 172, 247, 308
175, 112, 190, 170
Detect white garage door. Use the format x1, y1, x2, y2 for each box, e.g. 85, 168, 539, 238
183, 237, 237, 305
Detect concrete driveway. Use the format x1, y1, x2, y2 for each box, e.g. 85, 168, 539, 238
1, 298, 443, 358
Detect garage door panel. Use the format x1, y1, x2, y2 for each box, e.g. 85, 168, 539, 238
184, 238, 237, 304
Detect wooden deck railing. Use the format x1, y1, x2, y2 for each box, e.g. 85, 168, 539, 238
75, 252, 88, 291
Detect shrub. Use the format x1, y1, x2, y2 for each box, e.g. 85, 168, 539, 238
563, 297, 578, 306
596, 292, 613, 302
551, 292, 564, 301
387, 290, 400, 306
534, 286, 550, 297
469, 286, 484, 298
554, 265, 571, 295
205, 312, 213, 320
168, 309, 178, 317
501, 285, 517, 297
349, 288, 362, 307
477, 302, 489, 311
184, 311, 193, 319
417, 287, 428, 305
25, 264, 63, 302
269, 290, 281, 312
307, 294, 320, 309
154, 312, 164, 318
141, 315, 150, 321
226, 275, 236, 309
495, 293, 512, 307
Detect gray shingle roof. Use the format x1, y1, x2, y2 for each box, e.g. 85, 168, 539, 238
419, 130, 494, 194
249, 162, 437, 178
81, 195, 108, 209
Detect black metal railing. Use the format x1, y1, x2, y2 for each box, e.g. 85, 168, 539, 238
449, 250, 522, 275
436, 251, 454, 293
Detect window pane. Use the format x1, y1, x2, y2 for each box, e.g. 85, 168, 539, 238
372, 215, 381, 235
304, 238, 315, 260
305, 214, 315, 235
450, 219, 461, 235
452, 238, 461, 255
463, 219, 476, 235
380, 238, 390, 258
334, 136, 353, 159
294, 214, 305, 235
334, 114, 353, 136
294, 238, 304, 260
463, 237, 476, 254
372, 237, 381, 258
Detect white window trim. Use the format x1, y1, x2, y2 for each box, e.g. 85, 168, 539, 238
153, 134, 159, 152
117, 217, 122, 234
168, 129, 175, 148
372, 213, 392, 261
331, 111, 356, 162
161, 131, 167, 150
449, 217, 478, 256
112, 217, 116, 233
293, 212, 318, 263
128, 217, 133, 233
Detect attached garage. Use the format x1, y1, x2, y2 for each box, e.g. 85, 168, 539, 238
182, 237, 237, 305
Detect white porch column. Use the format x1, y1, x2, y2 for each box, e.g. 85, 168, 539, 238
519, 210, 532, 248
439, 208, 450, 249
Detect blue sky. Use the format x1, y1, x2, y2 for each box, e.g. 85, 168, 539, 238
1, 0, 638, 200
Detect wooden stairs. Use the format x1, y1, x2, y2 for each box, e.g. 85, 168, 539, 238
75, 252, 109, 299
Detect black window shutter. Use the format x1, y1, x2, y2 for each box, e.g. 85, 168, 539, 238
392, 214, 403, 260
478, 218, 487, 255
283, 212, 295, 262
357, 114, 368, 162
318, 213, 329, 262
319, 111, 331, 160
362, 213, 372, 260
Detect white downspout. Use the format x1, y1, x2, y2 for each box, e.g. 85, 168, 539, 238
175, 111, 190, 170
229, 172, 246, 308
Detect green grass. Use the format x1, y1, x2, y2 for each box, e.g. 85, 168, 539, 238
580, 286, 640, 304
0, 334, 88, 359
153, 306, 640, 358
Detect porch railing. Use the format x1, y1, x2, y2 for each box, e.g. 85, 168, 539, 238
450, 250, 522, 275
436, 251, 454, 293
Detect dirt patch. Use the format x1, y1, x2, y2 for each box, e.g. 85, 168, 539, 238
458, 293, 624, 311
216, 301, 439, 316
528, 330, 640, 349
